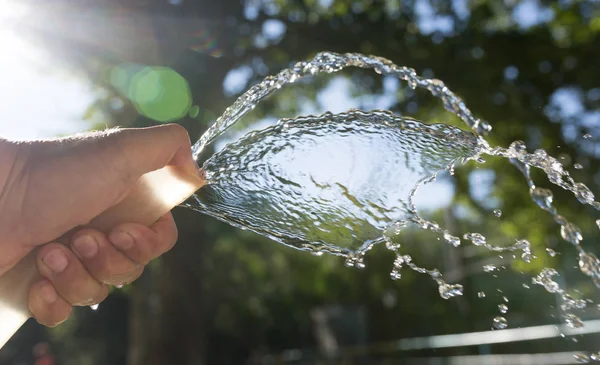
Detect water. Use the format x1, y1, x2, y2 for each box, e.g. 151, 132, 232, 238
493, 316, 508, 329
183, 51, 600, 332
191, 52, 491, 158
188, 110, 480, 257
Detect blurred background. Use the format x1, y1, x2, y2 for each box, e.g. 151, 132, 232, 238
1, 0, 600, 364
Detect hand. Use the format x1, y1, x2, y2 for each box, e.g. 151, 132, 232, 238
0, 124, 200, 326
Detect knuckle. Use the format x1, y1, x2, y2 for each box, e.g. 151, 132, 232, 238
37, 242, 64, 257
165, 123, 190, 143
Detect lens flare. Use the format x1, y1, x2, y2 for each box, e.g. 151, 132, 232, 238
189, 29, 222, 57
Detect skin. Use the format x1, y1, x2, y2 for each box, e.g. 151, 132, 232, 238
0, 124, 200, 326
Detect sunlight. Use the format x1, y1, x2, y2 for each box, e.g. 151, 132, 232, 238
0, 0, 93, 140
0, 0, 34, 59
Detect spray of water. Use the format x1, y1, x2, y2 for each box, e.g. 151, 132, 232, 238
186, 52, 599, 337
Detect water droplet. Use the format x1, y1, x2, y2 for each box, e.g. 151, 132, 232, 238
483, 264, 497, 273
583, 133, 592, 139
546, 248, 557, 257
312, 250, 324, 256
596, 219, 600, 230
493, 316, 508, 329
390, 270, 402, 280
464, 232, 486, 246
532, 268, 561, 293
90, 304, 99, 311
579, 252, 600, 286
561, 222, 583, 245
561, 294, 587, 311
438, 283, 464, 299
574, 352, 591, 363
498, 304, 508, 313
443, 232, 461, 247
574, 163, 583, 170
573, 182, 595, 204
478, 291, 486, 298
509, 140, 527, 153
503, 296, 509, 303
530, 187, 554, 211
564, 313, 584, 328
521, 250, 533, 263
302, 64, 318, 75
408, 78, 417, 89
493, 209, 502, 217
385, 239, 401, 251
522, 283, 530, 289
590, 352, 600, 361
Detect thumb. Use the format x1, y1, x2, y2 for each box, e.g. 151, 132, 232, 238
107, 124, 201, 182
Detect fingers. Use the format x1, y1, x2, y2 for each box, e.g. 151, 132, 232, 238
30, 214, 178, 327
28, 279, 72, 327
36, 243, 109, 307
70, 229, 144, 286
108, 213, 178, 265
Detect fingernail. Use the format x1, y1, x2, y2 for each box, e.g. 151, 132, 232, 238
73, 235, 98, 259
110, 231, 134, 250
43, 249, 68, 273
40, 284, 58, 304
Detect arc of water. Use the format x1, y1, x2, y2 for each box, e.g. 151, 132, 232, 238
192, 52, 492, 159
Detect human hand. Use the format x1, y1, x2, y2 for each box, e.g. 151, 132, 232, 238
0, 124, 200, 326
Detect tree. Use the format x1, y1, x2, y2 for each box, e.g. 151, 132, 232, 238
2, 0, 600, 364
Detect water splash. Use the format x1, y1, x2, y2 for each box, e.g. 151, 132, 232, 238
463, 233, 532, 263
188, 110, 481, 257
185, 51, 600, 330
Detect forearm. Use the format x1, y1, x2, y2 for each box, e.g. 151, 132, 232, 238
0, 138, 19, 199
0, 138, 29, 275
